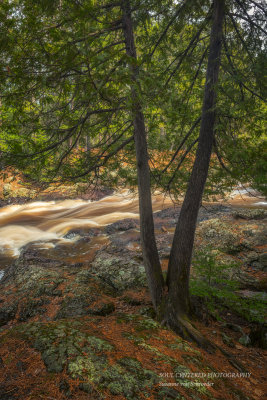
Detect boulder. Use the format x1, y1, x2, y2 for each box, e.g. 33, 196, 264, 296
105, 218, 138, 235
238, 334, 251, 347
196, 218, 243, 254
90, 251, 146, 292
232, 209, 267, 220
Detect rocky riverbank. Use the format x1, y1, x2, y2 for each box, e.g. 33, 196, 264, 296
0, 203, 266, 400
0, 175, 113, 208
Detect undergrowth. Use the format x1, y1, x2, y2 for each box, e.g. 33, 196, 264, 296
190, 247, 266, 323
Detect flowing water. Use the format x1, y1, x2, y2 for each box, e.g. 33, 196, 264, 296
0, 188, 265, 277
0, 191, 172, 272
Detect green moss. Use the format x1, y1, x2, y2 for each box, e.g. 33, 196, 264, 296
90, 253, 147, 291
117, 313, 160, 334
156, 387, 185, 399
99, 358, 159, 400
16, 320, 113, 374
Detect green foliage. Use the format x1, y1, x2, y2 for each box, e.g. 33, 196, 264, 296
0, 0, 265, 196
190, 247, 266, 323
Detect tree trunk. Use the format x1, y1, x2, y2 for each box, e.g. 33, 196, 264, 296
164, 0, 225, 344
121, 0, 164, 309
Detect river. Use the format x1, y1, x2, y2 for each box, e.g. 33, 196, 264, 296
0, 188, 265, 275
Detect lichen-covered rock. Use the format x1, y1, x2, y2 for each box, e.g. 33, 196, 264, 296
90, 252, 146, 291
99, 357, 159, 399
17, 320, 113, 374
14, 320, 176, 399
233, 209, 267, 220
197, 218, 243, 254
18, 298, 49, 322
55, 295, 94, 319
223, 267, 259, 289
10, 259, 63, 295
237, 290, 267, 302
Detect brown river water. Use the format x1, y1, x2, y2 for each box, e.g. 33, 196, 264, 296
0, 188, 265, 278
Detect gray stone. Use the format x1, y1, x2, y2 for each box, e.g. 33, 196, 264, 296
238, 335, 251, 347
90, 252, 146, 292
233, 209, 267, 220
105, 219, 138, 235
55, 295, 94, 319
224, 323, 244, 334
237, 290, 267, 302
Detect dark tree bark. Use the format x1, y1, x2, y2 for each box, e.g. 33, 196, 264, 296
121, 0, 164, 309
163, 0, 225, 345
120, 0, 224, 350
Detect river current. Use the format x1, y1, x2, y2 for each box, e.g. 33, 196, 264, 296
0, 188, 265, 273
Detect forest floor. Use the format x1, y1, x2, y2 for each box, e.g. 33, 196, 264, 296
0, 181, 266, 400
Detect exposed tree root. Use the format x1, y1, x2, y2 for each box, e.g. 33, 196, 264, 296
162, 311, 248, 372
161, 312, 216, 354
216, 344, 248, 373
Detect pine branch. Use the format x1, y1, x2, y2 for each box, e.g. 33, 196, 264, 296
166, 138, 199, 190
149, 0, 187, 59
7, 108, 124, 158
164, 22, 209, 86
222, 32, 244, 100
233, 0, 267, 35
213, 138, 232, 174
227, 13, 253, 61
161, 117, 201, 174
67, 135, 134, 180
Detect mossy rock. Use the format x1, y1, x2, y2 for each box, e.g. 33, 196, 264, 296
15, 321, 169, 399
99, 357, 159, 399
90, 253, 146, 291
233, 209, 267, 220
117, 313, 160, 334
75, 269, 92, 284
197, 218, 243, 254
17, 320, 113, 375
155, 387, 185, 399
174, 364, 191, 383
55, 295, 95, 319
18, 298, 50, 322
13, 264, 63, 296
